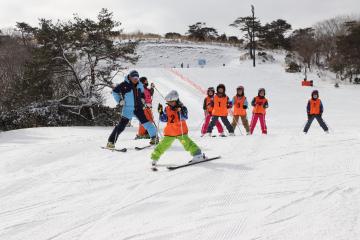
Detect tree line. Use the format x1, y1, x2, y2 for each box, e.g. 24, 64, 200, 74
0, 9, 359, 129
166, 15, 359, 82
0, 9, 137, 118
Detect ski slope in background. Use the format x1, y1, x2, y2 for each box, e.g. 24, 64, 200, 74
1, 43, 360, 240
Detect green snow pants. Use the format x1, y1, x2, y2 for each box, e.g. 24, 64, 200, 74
151, 135, 201, 161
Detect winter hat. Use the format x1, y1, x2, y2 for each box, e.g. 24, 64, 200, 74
258, 88, 266, 96
165, 90, 179, 102
129, 70, 139, 78
237, 86, 244, 96
217, 84, 226, 93
140, 76, 148, 84
312, 90, 319, 98
207, 87, 215, 95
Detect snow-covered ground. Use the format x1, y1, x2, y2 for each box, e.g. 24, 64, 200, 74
1, 43, 360, 240
133, 41, 242, 68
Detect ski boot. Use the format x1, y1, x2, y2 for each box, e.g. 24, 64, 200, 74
189, 153, 207, 163
106, 142, 115, 149
151, 160, 157, 167
149, 136, 159, 145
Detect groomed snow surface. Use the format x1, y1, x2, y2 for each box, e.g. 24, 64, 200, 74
1, 44, 360, 240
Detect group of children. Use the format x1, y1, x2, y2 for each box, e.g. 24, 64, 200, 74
107, 70, 329, 167
150, 85, 329, 167
202, 85, 269, 136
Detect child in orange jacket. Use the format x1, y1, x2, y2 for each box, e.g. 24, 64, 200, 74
151, 90, 206, 167
201, 87, 224, 137
303, 90, 329, 134
206, 84, 234, 136
250, 88, 269, 134
231, 86, 250, 134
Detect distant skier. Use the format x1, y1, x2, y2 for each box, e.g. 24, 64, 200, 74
231, 86, 250, 135
151, 90, 206, 167
135, 77, 155, 139
201, 87, 224, 137
106, 70, 158, 148
206, 84, 235, 136
303, 90, 329, 134
250, 88, 268, 134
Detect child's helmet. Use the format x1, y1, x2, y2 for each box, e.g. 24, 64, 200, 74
207, 87, 215, 95
217, 84, 226, 92
140, 77, 148, 84
311, 90, 319, 98
258, 88, 266, 96
165, 90, 179, 102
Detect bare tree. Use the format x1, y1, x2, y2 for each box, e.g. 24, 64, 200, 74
290, 28, 318, 70
0, 33, 32, 112
313, 15, 354, 65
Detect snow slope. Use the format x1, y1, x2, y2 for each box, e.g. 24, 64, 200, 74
133, 41, 241, 68
1, 46, 360, 240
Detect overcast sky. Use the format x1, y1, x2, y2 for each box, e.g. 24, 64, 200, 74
1, 0, 359, 36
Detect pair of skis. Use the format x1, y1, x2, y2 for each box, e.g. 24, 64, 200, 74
102, 146, 221, 171
101, 145, 152, 153
152, 156, 221, 171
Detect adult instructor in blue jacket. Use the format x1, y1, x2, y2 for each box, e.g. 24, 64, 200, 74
107, 70, 158, 148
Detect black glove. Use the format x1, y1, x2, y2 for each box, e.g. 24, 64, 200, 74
180, 106, 187, 115
307, 114, 312, 119
243, 105, 248, 109
180, 106, 188, 118
158, 103, 163, 114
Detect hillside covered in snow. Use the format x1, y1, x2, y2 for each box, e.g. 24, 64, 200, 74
1, 42, 360, 240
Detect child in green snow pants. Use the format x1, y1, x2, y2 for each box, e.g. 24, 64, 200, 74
151, 135, 201, 161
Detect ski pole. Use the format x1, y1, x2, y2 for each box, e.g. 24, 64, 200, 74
154, 111, 163, 138
197, 114, 206, 134
154, 86, 166, 101
178, 109, 185, 144
149, 106, 163, 139
229, 110, 243, 135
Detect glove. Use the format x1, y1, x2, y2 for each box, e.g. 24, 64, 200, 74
158, 103, 163, 114
180, 107, 187, 117
243, 105, 248, 109
119, 100, 125, 106
307, 114, 311, 119
141, 98, 145, 105
150, 83, 155, 88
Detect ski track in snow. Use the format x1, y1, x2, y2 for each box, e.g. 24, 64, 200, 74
1, 45, 360, 239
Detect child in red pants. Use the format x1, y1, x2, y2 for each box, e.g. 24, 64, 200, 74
250, 88, 269, 134
136, 77, 155, 139
201, 87, 224, 137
